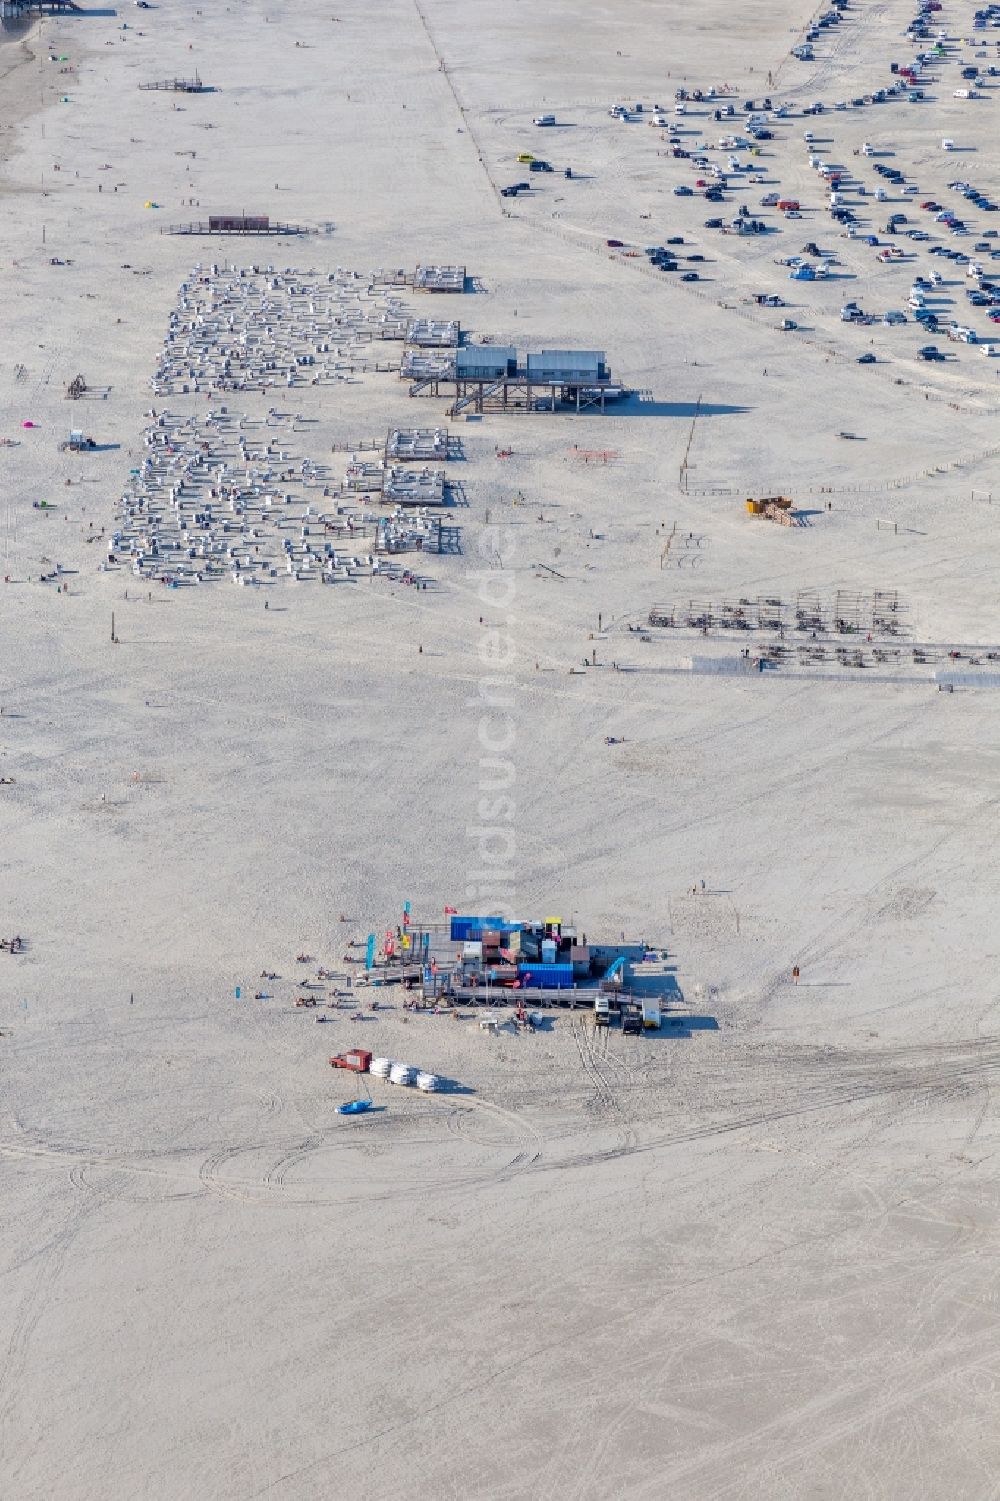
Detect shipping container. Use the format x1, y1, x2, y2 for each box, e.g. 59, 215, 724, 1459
516, 963, 574, 989
450, 916, 521, 941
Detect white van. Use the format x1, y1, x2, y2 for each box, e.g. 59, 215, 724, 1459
862, 141, 874, 156
982, 344, 1000, 357
941, 137, 955, 151
954, 88, 971, 98
533, 114, 556, 126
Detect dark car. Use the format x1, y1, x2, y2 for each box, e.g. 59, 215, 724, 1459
666, 236, 685, 244
918, 345, 944, 359
688, 254, 706, 261
682, 271, 700, 281
606, 238, 624, 247
704, 218, 724, 228
857, 353, 877, 363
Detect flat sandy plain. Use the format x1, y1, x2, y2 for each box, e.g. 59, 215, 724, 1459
3, 1, 1000, 1497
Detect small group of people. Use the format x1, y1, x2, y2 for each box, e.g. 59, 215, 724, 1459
1, 936, 24, 954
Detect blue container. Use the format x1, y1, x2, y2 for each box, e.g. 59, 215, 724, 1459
450, 916, 502, 941
517, 963, 574, 989
450, 916, 523, 941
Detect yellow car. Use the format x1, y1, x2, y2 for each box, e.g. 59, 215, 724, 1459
517, 152, 535, 163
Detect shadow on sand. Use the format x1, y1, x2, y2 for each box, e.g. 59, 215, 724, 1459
617, 398, 751, 418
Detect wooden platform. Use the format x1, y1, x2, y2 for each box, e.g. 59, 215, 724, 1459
164, 221, 311, 237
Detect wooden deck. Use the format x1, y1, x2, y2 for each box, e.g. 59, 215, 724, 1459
164, 221, 311, 237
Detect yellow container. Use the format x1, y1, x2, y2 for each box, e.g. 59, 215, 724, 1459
746, 499, 761, 514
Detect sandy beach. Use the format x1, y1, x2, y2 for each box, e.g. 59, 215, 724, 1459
3, 1, 1000, 1497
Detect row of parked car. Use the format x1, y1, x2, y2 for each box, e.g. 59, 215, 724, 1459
585, 0, 1000, 361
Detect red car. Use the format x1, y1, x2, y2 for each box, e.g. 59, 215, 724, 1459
921, 201, 941, 211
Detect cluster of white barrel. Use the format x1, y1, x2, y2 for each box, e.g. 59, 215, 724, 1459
371, 1057, 439, 1091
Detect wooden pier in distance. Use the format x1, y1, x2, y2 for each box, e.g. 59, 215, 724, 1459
1, 0, 82, 16
164, 215, 311, 237
140, 75, 212, 94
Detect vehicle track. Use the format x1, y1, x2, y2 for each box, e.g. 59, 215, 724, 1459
540, 1046, 1000, 1175
0, 1199, 93, 1444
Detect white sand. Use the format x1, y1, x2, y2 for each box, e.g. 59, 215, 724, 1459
3, 2, 1000, 1497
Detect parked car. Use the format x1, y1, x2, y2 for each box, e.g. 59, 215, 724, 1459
682, 271, 700, 281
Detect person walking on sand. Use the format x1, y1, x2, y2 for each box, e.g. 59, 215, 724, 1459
792, 965, 800, 984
